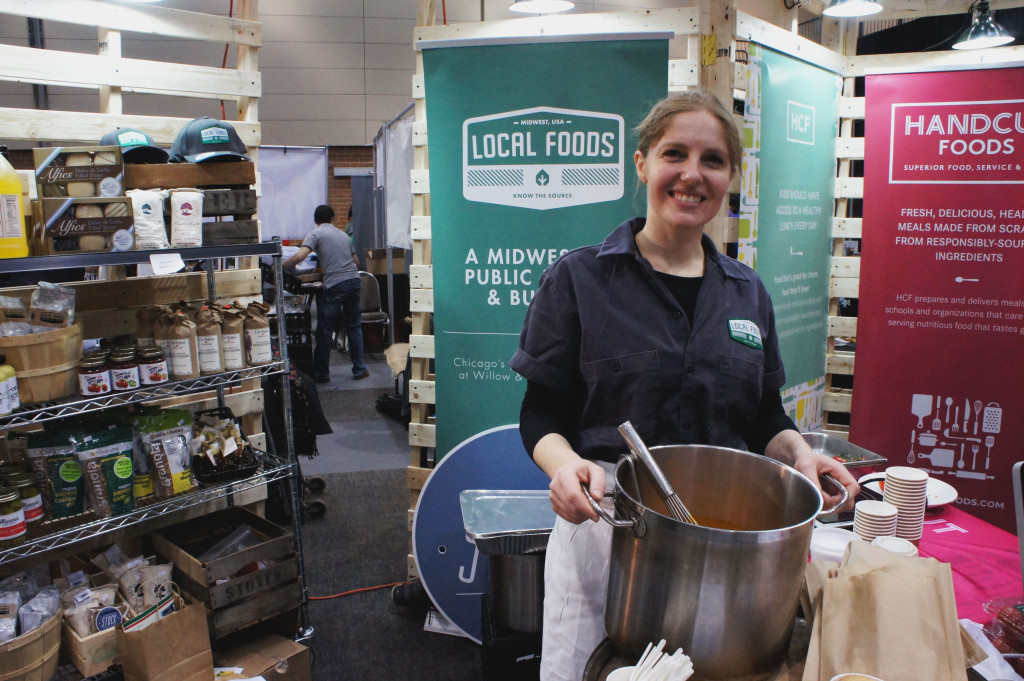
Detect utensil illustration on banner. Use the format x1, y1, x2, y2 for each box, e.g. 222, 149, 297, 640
919, 448, 954, 469
985, 435, 994, 469
963, 399, 970, 433
907, 430, 915, 464
971, 442, 979, 469
932, 415, 942, 432
945, 396, 953, 421
957, 442, 965, 469
911, 394, 932, 428
982, 403, 1002, 434
973, 400, 982, 434
952, 407, 959, 433
955, 276, 979, 282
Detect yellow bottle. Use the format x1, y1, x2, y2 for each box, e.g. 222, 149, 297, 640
0, 355, 15, 416
0, 146, 29, 259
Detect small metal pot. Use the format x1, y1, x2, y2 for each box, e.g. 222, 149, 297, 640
587, 445, 845, 681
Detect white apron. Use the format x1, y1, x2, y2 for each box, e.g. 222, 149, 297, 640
540, 462, 616, 681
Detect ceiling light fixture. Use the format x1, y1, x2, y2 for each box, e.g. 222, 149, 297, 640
822, 0, 884, 18
953, 0, 1014, 50
509, 0, 574, 14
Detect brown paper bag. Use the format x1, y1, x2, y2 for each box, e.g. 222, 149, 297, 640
804, 542, 971, 681
117, 602, 213, 681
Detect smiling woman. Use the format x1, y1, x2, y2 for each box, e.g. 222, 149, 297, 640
510, 90, 860, 681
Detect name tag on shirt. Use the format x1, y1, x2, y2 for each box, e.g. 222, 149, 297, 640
728, 319, 763, 350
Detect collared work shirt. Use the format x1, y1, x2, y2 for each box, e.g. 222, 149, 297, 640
510, 218, 786, 463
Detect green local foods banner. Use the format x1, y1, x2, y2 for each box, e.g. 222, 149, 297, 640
739, 44, 839, 431
422, 37, 669, 457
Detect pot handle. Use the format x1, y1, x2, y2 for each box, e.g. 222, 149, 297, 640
580, 483, 634, 529
818, 473, 850, 517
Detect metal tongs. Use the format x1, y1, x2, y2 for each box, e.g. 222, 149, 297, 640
618, 421, 699, 526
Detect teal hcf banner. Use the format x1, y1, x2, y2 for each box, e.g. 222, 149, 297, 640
422, 37, 668, 457
740, 43, 840, 430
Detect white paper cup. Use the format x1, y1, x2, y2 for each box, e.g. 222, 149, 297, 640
829, 674, 886, 681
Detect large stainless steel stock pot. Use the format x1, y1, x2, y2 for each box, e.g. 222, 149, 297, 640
585, 444, 846, 681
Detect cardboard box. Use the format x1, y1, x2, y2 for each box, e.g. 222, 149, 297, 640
34, 145, 123, 199
151, 507, 301, 640
212, 632, 312, 681
39, 196, 134, 253
364, 248, 406, 275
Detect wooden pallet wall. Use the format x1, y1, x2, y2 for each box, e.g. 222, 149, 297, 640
0, 1, 265, 440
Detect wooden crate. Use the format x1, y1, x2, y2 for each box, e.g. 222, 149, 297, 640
62, 618, 120, 678
151, 507, 301, 640
124, 161, 259, 246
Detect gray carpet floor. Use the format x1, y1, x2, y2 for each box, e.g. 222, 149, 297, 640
301, 468, 481, 680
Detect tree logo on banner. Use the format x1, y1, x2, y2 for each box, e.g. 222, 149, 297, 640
462, 106, 624, 210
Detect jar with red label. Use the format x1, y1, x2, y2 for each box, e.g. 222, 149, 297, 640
137, 344, 169, 385
0, 471, 42, 526
78, 356, 111, 396
0, 487, 25, 549
109, 348, 140, 392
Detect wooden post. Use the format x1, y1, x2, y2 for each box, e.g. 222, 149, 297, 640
698, 0, 736, 250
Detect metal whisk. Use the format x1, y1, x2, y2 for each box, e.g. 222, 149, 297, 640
618, 421, 699, 525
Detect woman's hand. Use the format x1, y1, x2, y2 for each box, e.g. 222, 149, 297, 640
766, 430, 860, 512
549, 459, 607, 524
532, 433, 606, 524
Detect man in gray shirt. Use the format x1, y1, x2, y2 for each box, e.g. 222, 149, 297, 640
284, 204, 369, 382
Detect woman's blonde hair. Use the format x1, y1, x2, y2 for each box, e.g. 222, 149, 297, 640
633, 91, 741, 173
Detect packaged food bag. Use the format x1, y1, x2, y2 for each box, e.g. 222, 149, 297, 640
72, 427, 135, 518
169, 188, 204, 248
243, 301, 273, 366
26, 429, 84, 519
167, 311, 200, 381
220, 303, 246, 371
196, 306, 223, 376
126, 188, 169, 250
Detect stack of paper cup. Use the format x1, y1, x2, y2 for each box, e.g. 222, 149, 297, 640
853, 500, 898, 541
883, 466, 929, 542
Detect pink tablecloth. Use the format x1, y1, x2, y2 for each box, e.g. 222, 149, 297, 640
917, 505, 1022, 623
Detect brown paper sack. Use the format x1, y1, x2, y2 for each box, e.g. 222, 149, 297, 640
803, 541, 975, 681
117, 602, 213, 681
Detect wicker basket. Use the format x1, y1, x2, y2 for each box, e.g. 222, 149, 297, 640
0, 609, 61, 681
0, 324, 82, 404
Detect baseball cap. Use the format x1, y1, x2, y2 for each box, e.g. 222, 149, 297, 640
170, 117, 250, 163
99, 128, 170, 164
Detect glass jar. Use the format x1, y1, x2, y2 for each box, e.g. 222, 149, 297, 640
109, 348, 140, 392
78, 356, 112, 396
137, 345, 169, 385
0, 471, 42, 525
0, 487, 26, 549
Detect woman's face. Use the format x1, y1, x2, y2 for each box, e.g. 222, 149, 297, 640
634, 109, 734, 235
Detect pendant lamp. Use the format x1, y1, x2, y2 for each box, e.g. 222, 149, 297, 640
509, 0, 574, 14
822, 0, 884, 18
952, 1, 1014, 50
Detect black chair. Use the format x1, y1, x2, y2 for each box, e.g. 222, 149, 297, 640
336, 271, 390, 352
